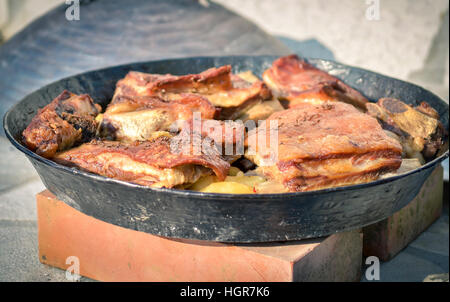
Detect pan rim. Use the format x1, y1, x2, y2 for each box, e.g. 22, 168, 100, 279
3, 55, 449, 200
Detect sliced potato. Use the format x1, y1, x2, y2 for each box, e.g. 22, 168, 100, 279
200, 181, 254, 194
188, 171, 266, 194
95, 113, 104, 123
228, 166, 243, 176
254, 181, 289, 194
188, 175, 218, 191
224, 175, 266, 187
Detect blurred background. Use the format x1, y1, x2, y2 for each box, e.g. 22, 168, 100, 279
0, 0, 448, 100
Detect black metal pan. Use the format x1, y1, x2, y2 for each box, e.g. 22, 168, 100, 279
4, 56, 449, 243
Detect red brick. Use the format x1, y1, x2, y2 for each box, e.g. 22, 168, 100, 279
37, 190, 362, 282
363, 166, 443, 261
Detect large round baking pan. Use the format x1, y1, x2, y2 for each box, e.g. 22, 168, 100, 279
4, 56, 449, 242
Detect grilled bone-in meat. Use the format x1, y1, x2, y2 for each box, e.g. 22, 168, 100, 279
263, 55, 368, 110
54, 136, 230, 188
177, 118, 245, 163
22, 90, 101, 158
98, 94, 216, 141
113, 66, 231, 99
99, 93, 244, 156
366, 98, 447, 161
112, 66, 272, 120
246, 101, 402, 192
231, 71, 284, 122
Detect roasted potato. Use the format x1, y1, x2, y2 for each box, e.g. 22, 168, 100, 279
188, 167, 266, 194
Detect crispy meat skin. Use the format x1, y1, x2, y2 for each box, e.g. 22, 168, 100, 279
247, 102, 402, 192
366, 98, 448, 160
22, 90, 101, 158
106, 93, 216, 116
100, 93, 243, 151
178, 118, 245, 159
263, 55, 368, 110
112, 66, 272, 120
113, 66, 232, 99
54, 136, 230, 188
99, 94, 217, 141
415, 101, 440, 120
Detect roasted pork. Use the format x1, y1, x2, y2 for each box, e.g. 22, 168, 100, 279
366, 98, 447, 161
98, 94, 216, 141
263, 55, 368, 110
22, 90, 101, 158
54, 136, 230, 188
111, 66, 272, 120
246, 101, 403, 192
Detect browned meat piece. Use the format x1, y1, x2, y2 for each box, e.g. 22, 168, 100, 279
54, 136, 230, 188
174, 118, 245, 162
225, 71, 284, 122
235, 98, 284, 123
211, 80, 273, 120
246, 101, 402, 192
113, 66, 232, 99
112, 66, 272, 120
262, 55, 368, 110
366, 98, 447, 161
98, 94, 217, 141
415, 101, 440, 120
22, 110, 81, 159
22, 90, 101, 158
106, 93, 216, 116
232, 157, 257, 173
193, 119, 244, 146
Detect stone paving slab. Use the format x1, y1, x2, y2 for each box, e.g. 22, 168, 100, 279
0, 180, 43, 221
0, 220, 93, 282
0, 137, 44, 221
0, 137, 40, 192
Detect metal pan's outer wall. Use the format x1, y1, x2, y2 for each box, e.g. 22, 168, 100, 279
4, 56, 449, 242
